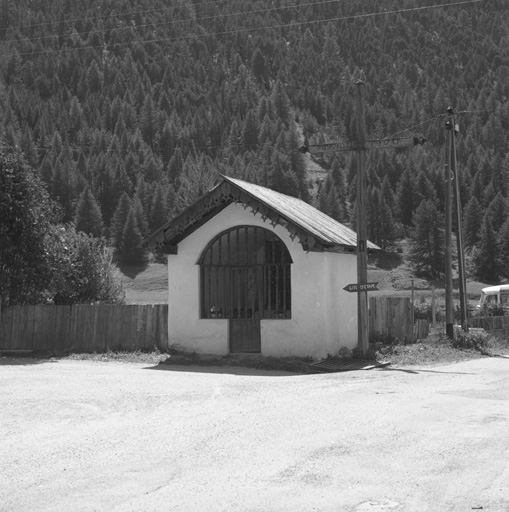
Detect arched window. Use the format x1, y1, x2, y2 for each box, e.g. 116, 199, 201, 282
199, 226, 292, 319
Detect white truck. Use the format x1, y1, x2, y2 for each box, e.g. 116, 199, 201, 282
478, 284, 509, 311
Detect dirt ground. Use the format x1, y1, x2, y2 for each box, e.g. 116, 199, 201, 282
1, 356, 509, 512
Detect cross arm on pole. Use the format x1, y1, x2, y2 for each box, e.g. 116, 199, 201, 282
299, 135, 426, 155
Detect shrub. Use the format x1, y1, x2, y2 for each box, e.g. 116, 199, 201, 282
487, 303, 505, 317
450, 328, 490, 353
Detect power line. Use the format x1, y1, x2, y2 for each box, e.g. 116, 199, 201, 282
1, 0, 348, 46
4, 0, 225, 31
387, 116, 442, 138
1, 0, 483, 58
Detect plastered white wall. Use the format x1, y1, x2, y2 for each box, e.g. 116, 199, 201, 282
167, 202, 358, 359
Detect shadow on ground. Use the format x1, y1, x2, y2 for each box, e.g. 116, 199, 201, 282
379, 367, 476, 375
116, 262, 150, 279
0, 353, 58, 366
144, 363, 302, 377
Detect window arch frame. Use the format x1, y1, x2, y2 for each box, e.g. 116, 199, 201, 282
199, 225, 292, 320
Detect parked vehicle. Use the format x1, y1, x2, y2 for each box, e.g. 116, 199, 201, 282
478, 285, 509, 311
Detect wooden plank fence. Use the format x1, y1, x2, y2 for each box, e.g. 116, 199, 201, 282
0, 305, 168, 353
469, 315, 509, 333
369, 297, 429, 343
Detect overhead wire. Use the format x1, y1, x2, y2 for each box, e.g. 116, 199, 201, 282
1, 0, 348, 46
5, 0, 227, 31
3, 0, 471, 33
0, 0, 483, 58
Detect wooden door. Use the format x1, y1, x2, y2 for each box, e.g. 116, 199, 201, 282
229, 318, 261, 353
229, 268, 261, 353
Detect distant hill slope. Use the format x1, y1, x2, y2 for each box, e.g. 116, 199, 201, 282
116, 263, 168, 304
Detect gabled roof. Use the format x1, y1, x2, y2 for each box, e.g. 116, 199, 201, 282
145, 175, 379, 253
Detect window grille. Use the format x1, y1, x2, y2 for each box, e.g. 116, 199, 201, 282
199, 226, 292, 319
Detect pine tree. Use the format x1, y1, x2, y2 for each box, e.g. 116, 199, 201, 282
110, 192, 131, 249
485, 192, 507, 234
74, 187, 104, 238
149, 183, 168, 232
270, 80, 291, 125
167, 146, 183, 185
140, 95, 156, 147
463, 196, 483, 250
368, 188, 397, 251
409, 199, 445, 279
120, 206, 147, 265
133, 196, 149, 237
498, 218, 509, 279
472, 214, 499, 282
176, 155, 218, 211
242, 109, 259, 151
269, 149, 299, 198
50, 154, 77, 223
286, 121, 309, 201
396, 168, 416, 227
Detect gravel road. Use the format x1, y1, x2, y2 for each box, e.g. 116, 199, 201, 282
1, 356, 509, 512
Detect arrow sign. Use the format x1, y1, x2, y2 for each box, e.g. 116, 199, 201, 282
343, 282, 379, 293
300, 141, 359, 154
366, 136, 426, 150
300, 135, 426, 155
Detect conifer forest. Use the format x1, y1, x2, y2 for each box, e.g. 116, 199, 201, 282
1, 0, 508, 280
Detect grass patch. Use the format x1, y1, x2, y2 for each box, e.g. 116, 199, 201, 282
375, 330, 509, 367
61, 349, 168, 365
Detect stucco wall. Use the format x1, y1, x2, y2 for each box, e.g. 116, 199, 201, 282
167, 203, 358, 359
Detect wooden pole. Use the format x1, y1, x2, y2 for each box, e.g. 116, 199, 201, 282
431, 285, 436, 328
411, 279, 415, 343
445, 119, 454, 339
355, 81, 369, 356
450, 112, 468, 331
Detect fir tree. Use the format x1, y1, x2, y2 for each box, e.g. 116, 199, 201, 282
74, 187, 104, 238
472, 214, 499, 283
409, 199, 445, 279
120, 207, 147, 265
463, 196, 483, 250
270, 80, 291, 126
498, 218, 509, 279
485, 192, 507, 234
396, 168, 416, 227
110, 192, 131, 249
242, 109, 259, 151
368, 188, 397, 251
149, 183, 168, 232
133, 196, 149, 237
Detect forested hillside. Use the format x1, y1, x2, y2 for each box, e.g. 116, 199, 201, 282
0, 0, 508, 279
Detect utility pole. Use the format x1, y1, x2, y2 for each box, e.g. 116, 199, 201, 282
447, 108, 468, 332
444, 118, 454, 339
300, 80, 426, 356
355, 81, 369, 356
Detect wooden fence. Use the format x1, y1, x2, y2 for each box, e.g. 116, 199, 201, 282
469, 315, 509, 333
369, 297, 429, 343
0, 305, 168, 353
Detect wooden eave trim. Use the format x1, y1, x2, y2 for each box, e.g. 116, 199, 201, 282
144, 181, 233, 248
146, 177, 363, 254
229, 187, 324, 252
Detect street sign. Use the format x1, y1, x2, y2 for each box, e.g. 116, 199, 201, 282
366, 136, 426, 149
300, 141, 358, 154
343, 282, 379, 293
300, 136, 426, 155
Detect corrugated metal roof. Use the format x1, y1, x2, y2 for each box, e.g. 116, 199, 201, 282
222, 175, 379, 250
